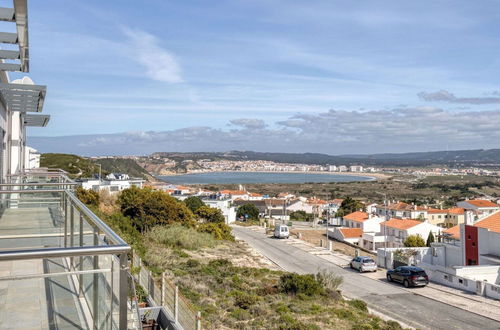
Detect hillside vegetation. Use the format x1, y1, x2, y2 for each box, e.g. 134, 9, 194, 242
94, 158, 153, 180
40, 153, 99, 178
40, 153, 153, 180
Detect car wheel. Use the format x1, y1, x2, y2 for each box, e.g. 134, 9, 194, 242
387, 274, 392, 282
358, 267, 363, 273
403, 280, 410, 288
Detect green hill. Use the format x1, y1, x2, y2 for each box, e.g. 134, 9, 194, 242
93, 158, 152, 180
40, 153, 153, 180
40, 153, 99, 178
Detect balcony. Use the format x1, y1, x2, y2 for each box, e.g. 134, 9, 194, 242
0, 170, 140, 329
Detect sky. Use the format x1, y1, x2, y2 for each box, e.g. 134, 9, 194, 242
15, 0, 500, 155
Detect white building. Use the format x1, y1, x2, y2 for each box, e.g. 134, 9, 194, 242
350, 165, 363, 172
203, 198, 237, 224
24, 146, 40, 169
80, 178, 144, 194
362, 218, 440, 251
457, 199, 500, 217
338, 165, 348, 172
330, 227, 362, 245
328, 165, 337, 172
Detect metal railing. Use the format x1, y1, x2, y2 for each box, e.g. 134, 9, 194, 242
132, 253, 201, 330
0, 182, 139, 329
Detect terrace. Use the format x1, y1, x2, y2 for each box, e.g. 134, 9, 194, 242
0, 170, 140, 329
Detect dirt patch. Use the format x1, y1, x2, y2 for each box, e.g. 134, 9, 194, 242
187, 240, 281, 271
290, 229, 374, 258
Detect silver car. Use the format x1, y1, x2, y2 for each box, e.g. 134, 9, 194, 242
350, 256, 377, 272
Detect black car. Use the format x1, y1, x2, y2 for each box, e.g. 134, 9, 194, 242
386, 266, 429, 288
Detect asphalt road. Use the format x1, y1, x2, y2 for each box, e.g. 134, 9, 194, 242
233, 226, 500, 330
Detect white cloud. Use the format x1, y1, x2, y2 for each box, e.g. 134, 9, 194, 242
123, 28, 183, 83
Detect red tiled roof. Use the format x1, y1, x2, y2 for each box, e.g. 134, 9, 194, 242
220, 190, 247, 195
474, 212, 500, 234
339, 228, 363, 239
443, 225, 460, 239
343, 211, 369, 223
465, 200, 499, 208
381, 218, 422, 230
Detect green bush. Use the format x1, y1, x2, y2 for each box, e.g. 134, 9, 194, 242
277, 313, 311, 330
279, 273, 324, 296
231, 290, 260, 309
76, 187, 100, 207
197, 222, 234, 241
316, 270, 343, 292
184, 196, 205, 212
195, 205, 225, 223
118, 186, 195, 232
145, 225, 217, 250
236, 203, 260, 221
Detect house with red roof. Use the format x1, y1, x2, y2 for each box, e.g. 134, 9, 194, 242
457, 199, 500, 217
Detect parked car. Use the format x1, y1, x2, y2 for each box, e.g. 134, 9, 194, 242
350, 256, 378, 272
386, 266, 429, 287
274, 224, 289, 239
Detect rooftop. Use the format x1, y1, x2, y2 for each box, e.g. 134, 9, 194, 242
463, 200, 499, 208
474, 211, 500, 234
343, 211, 369, 222
381, 218, 423, 230
339, 227, 363, 239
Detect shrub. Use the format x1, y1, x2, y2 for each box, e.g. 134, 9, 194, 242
316, 270, 343, 292
279, 273, 324, 296
118, 186, 195, 232
348, 299, 368, 312
403, 234, 426, 247
231, 290, 260, 310
145, 225, 217, 250
230, 308, 251, 321
277, 314, 310, 330
76, 187, 100, 207
197, 222, 234, 241
195, 206, 225, 223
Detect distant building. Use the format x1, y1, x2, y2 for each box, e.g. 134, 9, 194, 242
24, 146, 40, 169
328, 165, 337, 172
350, 165, 363, 172
338, 165, 348, 172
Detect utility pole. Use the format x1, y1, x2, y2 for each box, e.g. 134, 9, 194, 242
96, 163, 102, 181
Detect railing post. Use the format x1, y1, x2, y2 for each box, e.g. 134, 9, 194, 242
119, 253, 129, 330
79, 213, 84, 297
70, 204, 75, 267
161, 273, 166, 306
64, 194, 68, 247
93, 226, 99, 329
174, 285, 179, 324
196, 311, 202, 330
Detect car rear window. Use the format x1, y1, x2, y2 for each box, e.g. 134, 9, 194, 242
410, 270, 426, 276
363, 259, 374, 263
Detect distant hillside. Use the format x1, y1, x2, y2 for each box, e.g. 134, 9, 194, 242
41, 153, 153, 180
94, 158, 153, 180
40, 153, 99, 178
151, 149, 500, 167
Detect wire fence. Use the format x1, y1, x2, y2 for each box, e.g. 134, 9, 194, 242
132, 253, 201, 330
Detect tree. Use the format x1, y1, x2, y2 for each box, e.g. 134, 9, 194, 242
118, 186, 195, 232
195, 205, 225, 223
403, 234, 426, 247
236, 203, 260, 221
290, 210, 313, 222
426, 231, 435, 247
336, 197, 365, 217
184, 196, 205, 213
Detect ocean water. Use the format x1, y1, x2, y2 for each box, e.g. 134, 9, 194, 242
157, 172, 374, 184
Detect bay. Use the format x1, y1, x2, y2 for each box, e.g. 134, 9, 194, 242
158, 171, 375, 184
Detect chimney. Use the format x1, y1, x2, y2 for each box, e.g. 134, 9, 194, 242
465, 210, 474, 225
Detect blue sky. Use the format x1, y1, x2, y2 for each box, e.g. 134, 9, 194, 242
18, 0, 500, 154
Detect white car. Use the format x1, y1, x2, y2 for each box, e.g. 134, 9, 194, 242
350, 256, 377, 272
274, 225, 289, 239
